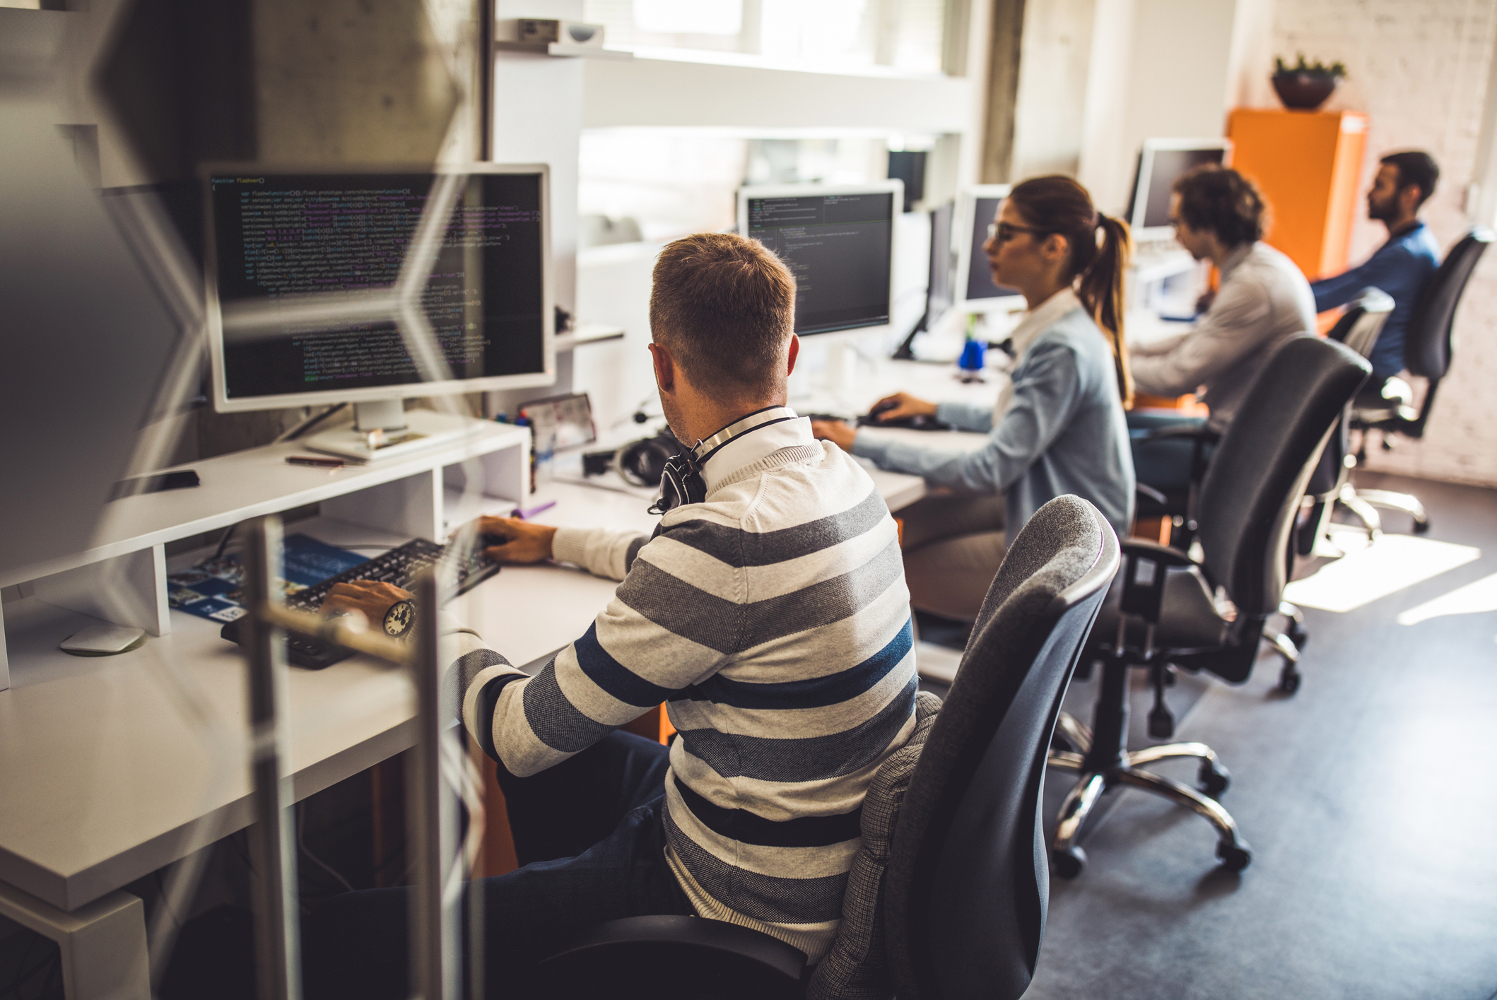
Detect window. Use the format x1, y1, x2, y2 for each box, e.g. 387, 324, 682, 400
583, 0, 948, 74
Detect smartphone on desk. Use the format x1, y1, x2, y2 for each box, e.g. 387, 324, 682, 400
109, 469, 201, 500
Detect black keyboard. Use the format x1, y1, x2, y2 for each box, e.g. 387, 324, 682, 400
220, 538, 501, 668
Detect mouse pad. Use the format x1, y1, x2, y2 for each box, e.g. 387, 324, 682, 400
167, 534, 367, 624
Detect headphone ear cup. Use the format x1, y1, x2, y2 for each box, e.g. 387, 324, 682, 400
616, 436, 676, 487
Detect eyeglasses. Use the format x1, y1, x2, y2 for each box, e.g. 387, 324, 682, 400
986, 222, 1051, 244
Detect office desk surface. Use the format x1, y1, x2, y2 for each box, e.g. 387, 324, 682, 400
0, 460, 926, 914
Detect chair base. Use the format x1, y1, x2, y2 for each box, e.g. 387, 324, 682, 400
1261, 601, 1304, 694
1046, 656, 1253, 877
1355, 487, 1430, 533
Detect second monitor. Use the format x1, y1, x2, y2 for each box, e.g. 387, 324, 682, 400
953, 184, 1024, 316
1127, 138, 1232, 241
738, 180, 902, 339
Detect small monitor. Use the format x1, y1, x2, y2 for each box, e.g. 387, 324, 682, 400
953, 184, 1025, 315
926, 199, 955, 325
1127, 139, 1233, 241
205, 164, 554, 416
737, 181, 902, 338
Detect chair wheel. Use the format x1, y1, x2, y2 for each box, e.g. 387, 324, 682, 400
1051, 846, 1086, 879
1147, 706, 1175, 739
1216, 842, 1251, 872
1286, 623, 1308, 648
1199, 760, 1230, 797
1413, 518, 1431, 535
1278, 664, 1302, 695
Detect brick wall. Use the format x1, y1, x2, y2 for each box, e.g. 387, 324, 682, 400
1242, 0, 1497, 487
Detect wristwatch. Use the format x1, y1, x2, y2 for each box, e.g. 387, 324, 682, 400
382, 599, 416, 639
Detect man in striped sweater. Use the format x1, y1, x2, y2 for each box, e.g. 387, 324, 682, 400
304, 233, 915, 996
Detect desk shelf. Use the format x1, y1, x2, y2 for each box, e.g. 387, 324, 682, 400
0, 421, 531, 688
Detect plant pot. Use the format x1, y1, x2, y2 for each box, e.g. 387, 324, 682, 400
1272, 72, 1338, 111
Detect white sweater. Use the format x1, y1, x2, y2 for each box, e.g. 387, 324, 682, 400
451, 410, 916, 962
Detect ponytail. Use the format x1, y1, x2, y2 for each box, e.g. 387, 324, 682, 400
1078, 212, 1134, 409
1008, 175, 1135, 409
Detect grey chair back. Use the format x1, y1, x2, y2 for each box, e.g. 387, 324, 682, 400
1308, 290, 1394, 499
883, 496, 1120, 1000
1195, 337, 1370, 623
1406, 227, 1492, 381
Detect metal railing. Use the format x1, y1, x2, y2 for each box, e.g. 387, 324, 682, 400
241, 515, 465, 1000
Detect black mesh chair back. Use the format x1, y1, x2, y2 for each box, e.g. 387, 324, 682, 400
1405, 228, 1493, 381
1195, 336, 1370, 621
1309, 290, 1394, 499
883, 496, 1120, 1000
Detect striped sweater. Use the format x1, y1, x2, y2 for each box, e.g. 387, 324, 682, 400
452, 409, 916, 961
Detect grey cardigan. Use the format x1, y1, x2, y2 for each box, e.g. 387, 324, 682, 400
1130, 241, 1316, 432
853, 306, 1135, 539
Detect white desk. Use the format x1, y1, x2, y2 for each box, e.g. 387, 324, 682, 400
0, 433, 930, 999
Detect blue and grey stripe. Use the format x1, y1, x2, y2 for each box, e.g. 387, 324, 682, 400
675, 675, 918, 783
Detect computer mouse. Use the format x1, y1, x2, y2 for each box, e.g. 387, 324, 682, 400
856, 401, 952, 431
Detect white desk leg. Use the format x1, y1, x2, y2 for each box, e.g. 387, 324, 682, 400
0, 882, 149, 1000
32, 545, 170, 638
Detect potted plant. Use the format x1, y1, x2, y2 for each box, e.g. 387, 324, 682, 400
1273, 54, 1347, 111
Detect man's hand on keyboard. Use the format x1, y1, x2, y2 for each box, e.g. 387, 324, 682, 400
320, 580, 414, 629
475, 515, 557, 564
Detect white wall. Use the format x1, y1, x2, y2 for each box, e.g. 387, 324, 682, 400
1082, 0, 1242, 214
1018, 0, 1246, 214
1009, 0, 1096, 180
1252, 0, 1497, 487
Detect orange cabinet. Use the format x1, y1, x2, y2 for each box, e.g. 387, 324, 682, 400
1226, 109, 1369, 280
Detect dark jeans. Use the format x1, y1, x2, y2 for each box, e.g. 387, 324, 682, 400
301, 730, 693, 1000
1128, 411, 1212, 493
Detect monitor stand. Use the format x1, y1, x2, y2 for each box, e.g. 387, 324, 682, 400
301, 399, 482, 463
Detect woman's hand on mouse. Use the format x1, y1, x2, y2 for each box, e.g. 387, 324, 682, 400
475, 515, 557, 564
811, 419, 858, 453
871, 392, 938, 423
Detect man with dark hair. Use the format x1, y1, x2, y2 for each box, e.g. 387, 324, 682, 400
1127, 165, 1316, 492
1131, 165, 1316, 432
1310, 150, 1442, 381
300, 233, 916, 997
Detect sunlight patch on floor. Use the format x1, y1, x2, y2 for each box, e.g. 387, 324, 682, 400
1396, 570, 1497, 626
1284, 530, 1480, 613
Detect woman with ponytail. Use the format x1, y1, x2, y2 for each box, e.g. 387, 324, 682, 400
812, 175, 1135, 622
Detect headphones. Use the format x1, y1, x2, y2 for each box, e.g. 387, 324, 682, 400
614, 431, 706, 515
616, 431, 680, 488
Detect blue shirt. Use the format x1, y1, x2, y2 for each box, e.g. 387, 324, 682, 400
853, 306, 1135, 540
1310, 222, 1441, 380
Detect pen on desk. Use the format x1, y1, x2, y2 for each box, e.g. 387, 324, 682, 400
513, 500, 556, 520
286, 455, 345, 469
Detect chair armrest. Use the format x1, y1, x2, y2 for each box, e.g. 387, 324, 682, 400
1133, 425, 1221, 444
1119, 539, 1197, 566
1135, 483, 1168, 507
1117, 540, 1199, 625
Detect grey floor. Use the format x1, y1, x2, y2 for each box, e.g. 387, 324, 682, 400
1021, 472, 1497, 1000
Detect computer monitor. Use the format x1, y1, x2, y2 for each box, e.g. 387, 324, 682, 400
1126, 139, 1232, 241
205, 164, 554, 452
953, 184, 1024, 315
892, 200, 954, 359
736, 181, 902, 339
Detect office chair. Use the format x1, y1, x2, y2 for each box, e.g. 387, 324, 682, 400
537, 495, 1121, 1000
1261, 290, 1396, 690
1346, 227, 1494, 533
1296, 289, 1396, 549
1048, 336, 1370, 877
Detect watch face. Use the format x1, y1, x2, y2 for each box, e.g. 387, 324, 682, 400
384, 601, 414, 637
